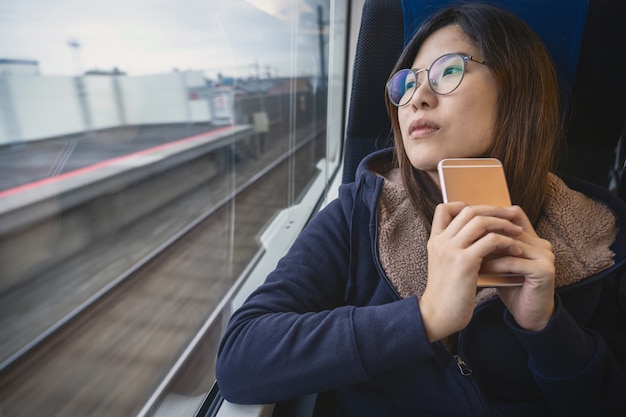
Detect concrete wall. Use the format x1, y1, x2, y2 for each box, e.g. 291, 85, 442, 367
0, 70, 213, 145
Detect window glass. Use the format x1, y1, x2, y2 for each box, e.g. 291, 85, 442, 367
0, 0, 346, 415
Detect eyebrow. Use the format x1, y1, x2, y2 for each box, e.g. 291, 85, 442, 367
411, 52, 468, 70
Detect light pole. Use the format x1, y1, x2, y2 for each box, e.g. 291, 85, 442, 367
317, 5, 328, 91
67, 38, 93, 135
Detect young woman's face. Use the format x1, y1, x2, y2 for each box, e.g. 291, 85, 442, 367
397, 25, 499, 185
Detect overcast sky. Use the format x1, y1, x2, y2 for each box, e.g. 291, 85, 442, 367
0, 0, 328, 79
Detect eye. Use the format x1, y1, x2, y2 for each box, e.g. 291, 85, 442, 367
405, 79, 416, 90
442, 65, 463, 78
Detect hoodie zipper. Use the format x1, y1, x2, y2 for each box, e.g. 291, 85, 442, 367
376, 249, 488, 414
368, 174, 486, 412
372, 193, 473, 380
454, 354, 472, 376
374, 246, 476, 379
372, 191, 473, 380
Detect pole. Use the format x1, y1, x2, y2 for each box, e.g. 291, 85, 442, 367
317, 5, 327, 90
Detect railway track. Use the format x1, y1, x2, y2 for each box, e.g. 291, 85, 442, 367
0, 127, 326, 417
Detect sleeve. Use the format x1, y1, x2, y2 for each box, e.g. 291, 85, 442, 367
215, 197, 433, 404
503, 274, 626, 417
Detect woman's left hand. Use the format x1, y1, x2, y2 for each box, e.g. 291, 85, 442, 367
487, 205, 556, 331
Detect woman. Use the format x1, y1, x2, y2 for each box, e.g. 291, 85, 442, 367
216, 4, 626, 416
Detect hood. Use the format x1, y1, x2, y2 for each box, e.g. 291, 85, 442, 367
354, 147, 396, 184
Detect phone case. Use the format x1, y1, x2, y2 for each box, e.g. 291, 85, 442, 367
438, 158, 511, 206
437, 158, 523, 287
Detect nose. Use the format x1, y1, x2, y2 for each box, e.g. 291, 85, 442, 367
409, 70, 436, 109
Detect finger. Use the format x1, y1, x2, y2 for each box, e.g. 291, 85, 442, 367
503, 206, 541, 238
482, 240, 554, 278
467, 231, 524, 260
446, 205, 524, 239
451, 214, 524, 250
431, 202, 467, 235
499, 221, 553, 259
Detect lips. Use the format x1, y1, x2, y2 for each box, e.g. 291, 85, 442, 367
409, 119, 440, 138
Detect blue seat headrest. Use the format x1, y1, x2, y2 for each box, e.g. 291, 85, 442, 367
401, 0, 589, 88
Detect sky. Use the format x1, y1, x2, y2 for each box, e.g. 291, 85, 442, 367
0, 0, 329, 80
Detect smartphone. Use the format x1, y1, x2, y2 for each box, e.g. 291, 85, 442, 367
437, 158, 523, 287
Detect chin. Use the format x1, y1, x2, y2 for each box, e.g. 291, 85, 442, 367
408, 153, 440, 171
409, 162, 438, 174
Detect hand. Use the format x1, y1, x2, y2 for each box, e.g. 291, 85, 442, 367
491, 206, 555, 332
420, 202, 525, 342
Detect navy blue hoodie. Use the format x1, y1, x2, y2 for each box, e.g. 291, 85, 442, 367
216, 148, 626, 416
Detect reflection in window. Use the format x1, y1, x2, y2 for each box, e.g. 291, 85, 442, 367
0, 0, 343, 416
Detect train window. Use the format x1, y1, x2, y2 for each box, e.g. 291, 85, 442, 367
0, 0, 349, 416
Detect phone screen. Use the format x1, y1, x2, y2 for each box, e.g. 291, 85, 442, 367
437, 158, 523, 287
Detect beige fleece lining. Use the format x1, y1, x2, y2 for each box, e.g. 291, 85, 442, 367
377, 168, 617, 303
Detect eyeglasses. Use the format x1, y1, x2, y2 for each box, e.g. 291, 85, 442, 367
386, 53, 488, 106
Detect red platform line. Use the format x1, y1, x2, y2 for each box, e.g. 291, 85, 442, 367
0, 125, 233, 199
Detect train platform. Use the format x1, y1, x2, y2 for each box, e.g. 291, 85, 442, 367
0, 123, 224, 193
0, 123, 255, 229
0, 122, 257, 293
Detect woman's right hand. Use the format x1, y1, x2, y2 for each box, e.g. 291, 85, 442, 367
419, 202, 524, 343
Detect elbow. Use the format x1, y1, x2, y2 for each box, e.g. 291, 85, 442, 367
215, 351, 250, 403
215, 347, 267, 404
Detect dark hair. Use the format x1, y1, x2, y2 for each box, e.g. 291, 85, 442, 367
385, 3, 564, 226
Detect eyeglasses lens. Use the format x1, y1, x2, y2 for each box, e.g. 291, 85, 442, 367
430, 54, 465, 95
388, 69, 415, 106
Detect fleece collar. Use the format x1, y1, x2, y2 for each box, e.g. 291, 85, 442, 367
377, 168, 617, 302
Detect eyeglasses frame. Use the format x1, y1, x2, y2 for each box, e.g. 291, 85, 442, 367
387, 53, 488, 106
